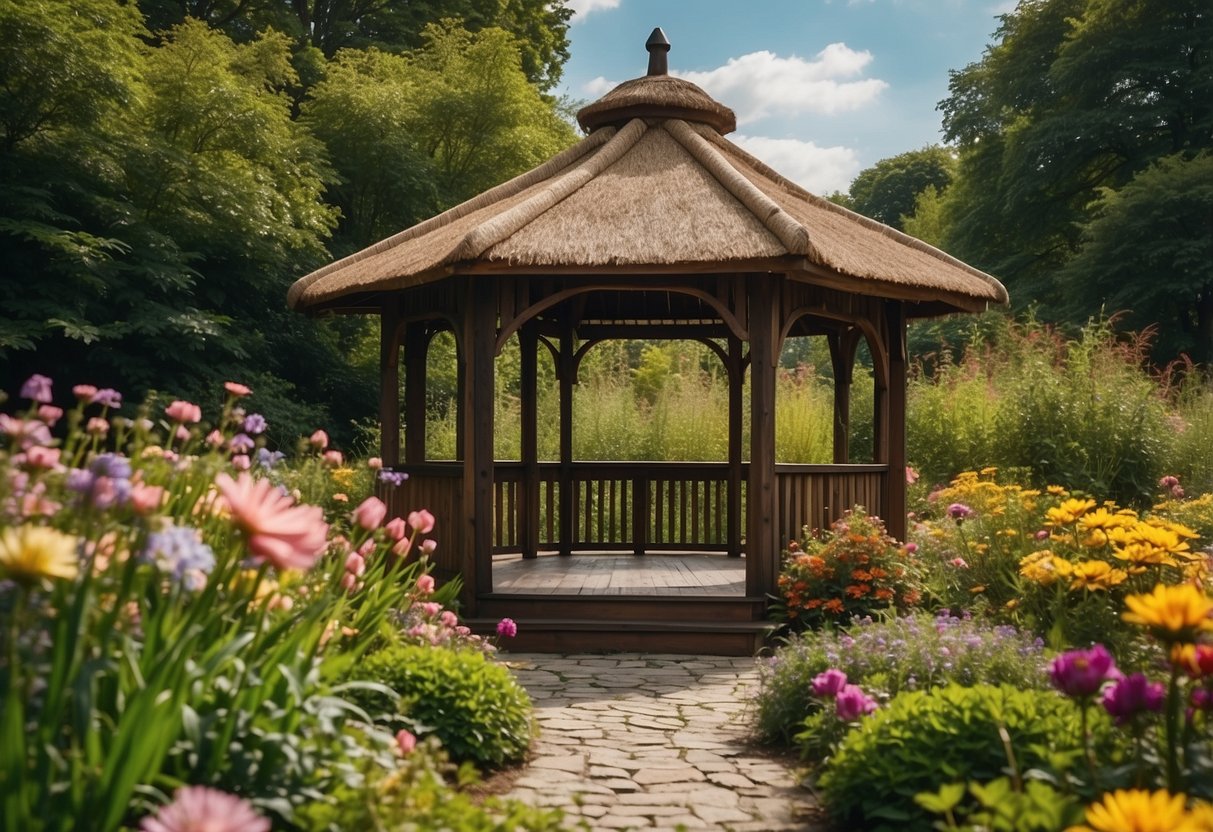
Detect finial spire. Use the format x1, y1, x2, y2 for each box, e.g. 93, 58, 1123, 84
646, 28, 670, 76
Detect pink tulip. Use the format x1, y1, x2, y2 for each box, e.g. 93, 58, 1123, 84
165, 400, 202, 424
416, 574, 435, 594
422, 601, 441, 617
367, 456, 383, 470
352, 496, 387, 530
408, 509, 435, 534
214, 472, 329, 571
385, 517, 407, 541
223, 382, 251, 397
441, 610, 459, 628
73, 384, 98, 401
420, 539, 437, 556
392, 537, 413, 557
322, 450, 343, 467
395, 729, 417, 755
345, 552, 366, 576
309, 429, 329, 449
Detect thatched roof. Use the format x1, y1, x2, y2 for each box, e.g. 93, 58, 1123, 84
289, 31, 1007, 316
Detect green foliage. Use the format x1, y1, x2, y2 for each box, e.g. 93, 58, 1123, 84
818, 684, 1100, 832
936, 0, 1213, 364
916, 777, 1083, 832
755, 613, 1048, 745
350, 643, 533, 769
846, 145, 956, 231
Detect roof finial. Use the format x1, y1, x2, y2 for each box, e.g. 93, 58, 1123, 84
646, 28, 670, 76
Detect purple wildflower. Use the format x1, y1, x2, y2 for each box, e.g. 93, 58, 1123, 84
1050, 644, 1120, 699
255, 448, 284, 469
91, 388, 122, 408
141, 524, 215, 588
947, 503, 975, 521
20, 374, 53, 403
242, 413, 267, 435
228, 433, 255, 453
379, 470, 408, 487
90, 453, 132, 481
1101, 673, 1165, 725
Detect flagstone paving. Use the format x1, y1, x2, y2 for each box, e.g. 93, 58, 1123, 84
501, 653, 822, 831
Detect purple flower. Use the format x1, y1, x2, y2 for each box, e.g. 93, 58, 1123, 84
379, 470, 408, 487
947, 503, 975, 521
1050, 644, 1120, 699
1192, 688, 1213, 713
229, 433, 255, 453
20, 374, 53, 403
91, 388, 122, 409
242, 413, 267, 435
835, 684, 878, 721
497, 617, 518, 638
90, 453, 132, 481
255, 448, 284, 469
141, 524, 216, 587
1101, 673, 1165, 725
0, 414, 53, 449
812, 668, 849, 697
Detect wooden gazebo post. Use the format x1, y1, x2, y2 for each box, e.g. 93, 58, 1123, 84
747, 276, 779, 596
883, 303, 908, 541
461, 280, 496, 604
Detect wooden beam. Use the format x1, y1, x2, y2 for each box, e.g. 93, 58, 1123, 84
378, 299, 402, 466
558, 315, 575, 557
746, 276, 780, 596
403, 322, 429, 464
519, 322, 540, 559
461, 280, 496, 608
828, 328, 861, 465
884, 302, 908, 541
727, 334, 743, 558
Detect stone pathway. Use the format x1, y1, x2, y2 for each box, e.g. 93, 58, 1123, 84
501, 653, 820, 831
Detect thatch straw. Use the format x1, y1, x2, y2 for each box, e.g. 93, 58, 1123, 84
577, 75, 736, 134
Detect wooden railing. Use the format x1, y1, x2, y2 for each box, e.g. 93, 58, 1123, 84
773, 464, 887, 542
380, 461, 889, 563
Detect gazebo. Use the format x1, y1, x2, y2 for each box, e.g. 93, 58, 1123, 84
288, 30, 1007, 653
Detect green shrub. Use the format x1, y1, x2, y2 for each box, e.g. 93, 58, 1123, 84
818, 684, 1105, 832
755, 612, 1049, 745
350, 643, 533, 768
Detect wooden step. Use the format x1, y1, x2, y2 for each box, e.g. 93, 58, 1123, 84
464, 617, 775, 656
475, 593, 767, 623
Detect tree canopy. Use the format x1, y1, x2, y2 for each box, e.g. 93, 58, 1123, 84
844, 146, 955, 231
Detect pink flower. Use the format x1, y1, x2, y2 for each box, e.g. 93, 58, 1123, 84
214, 472, 329, 571
345, 552, 366, 576
497, 617, 518, 638
441, 610, 459, 628
340, 573, 359, 592
385, 517, 407, 541
835, 684, 878, 721
367, 456, 383, 470
205, 429, 225, 447
420, 539, 437, 556
36, 405, 63, 426
1102, 673, 1165, 725
231, 454, 251, 471
24, 446, 60, 469
947, 503, 974, 522
422, 601, 441, 617
1160, 475, 1180, 489
72, 384, 98, 401
322, 449, 343, 467
86, 417, 109, 436
20, 374, 53, 403
904, 542, 919, 554
1171, 484, 1185, 500
905, 466, 919, 485
949, 557, 969, 568
309, 429, 329, 449
130, 483, 165, 515
223, 381, 251, 397
353, 496, 387, 530
91, 388, 122, 408
392, 537, 413, 557
175, 425, 191, 442
1, 414, 53, 448
416, 574, 435, 594
408, 509, 435, 535
1035, 529, 1050, 541
165, 400, 202, 424
812, 669, 848, 697
395, 729, 417, 755
1050, 644, 1120, 699
140, 786, 269, 832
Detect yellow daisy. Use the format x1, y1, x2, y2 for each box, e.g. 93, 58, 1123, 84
1070, 560, 1128, 592
1123, 584, 1213, 642
0, 525, 80, 585
1067, 789, 1204, 832
1047, 498, 1097, 526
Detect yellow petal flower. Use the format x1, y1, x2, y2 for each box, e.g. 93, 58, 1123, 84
1047, 498, 1097, 526
1069, 560, 1128, 592
1123, 584, 1213, 641
0, 525, 79, 585
1067, 789, 1203, 832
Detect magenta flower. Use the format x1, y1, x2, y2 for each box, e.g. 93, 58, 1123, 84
20, 374, 53, 403
811, 668, 849, 698
91, 388, 122, 408
1050, 644, 1119, 699
1101, 673, 1165, 725
947, 503, 975, 521
497, 617, 518, 638
164, 400, 201, 424
1159, 475, 1180, 489
835, 684, 878, 721
904, 542, 919, 554
140, 786, 269, 832
353, 496, 388, 530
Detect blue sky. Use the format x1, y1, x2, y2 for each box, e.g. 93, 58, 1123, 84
558, 0, 1015, 194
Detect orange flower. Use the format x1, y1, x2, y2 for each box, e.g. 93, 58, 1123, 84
804, 598, 824, 610
823, 598, 845, 614
851, 569, 872, 581
874, 588, 894, 601
845, 583, 871, 598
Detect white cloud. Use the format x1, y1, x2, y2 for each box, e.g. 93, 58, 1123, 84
674, 44, 888, 125
583, 75, 618, 96
732, 135, 861, 195
566, 0, 621, 23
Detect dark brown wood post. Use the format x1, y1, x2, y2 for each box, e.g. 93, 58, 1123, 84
558, 315, 574, 557
403, 322, 428, 465
873, 329, 888, 466
519, 321, 540, 559
828, 328, 860, 465
884, 302, 908, 541
747, 276, 779, 597
461, 279, 496, 606
726, 334, 743, 558
379, 299, 402, 467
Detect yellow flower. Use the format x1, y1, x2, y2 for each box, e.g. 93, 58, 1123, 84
980, 466, 998, 477
1067, 789, 1205, 832
1079, 508, 1138, 534
1020, 550, 1071, 585
0, 525, 79, 585
1047, 485, 1068, 496
1070, 560, 1128, 592
330, 466, 356, 489
1047, 498, 1097, 526
1114, 543, 1178, 569
1123, 584, 1213, 641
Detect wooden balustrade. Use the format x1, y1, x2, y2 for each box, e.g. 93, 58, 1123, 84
379, 461, 888, 563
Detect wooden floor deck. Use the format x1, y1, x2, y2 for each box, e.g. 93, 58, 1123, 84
490, 552, 746, 596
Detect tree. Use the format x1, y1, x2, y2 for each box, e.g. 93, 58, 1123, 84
935, 0, 1213, 361
846, 146, 955, 231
